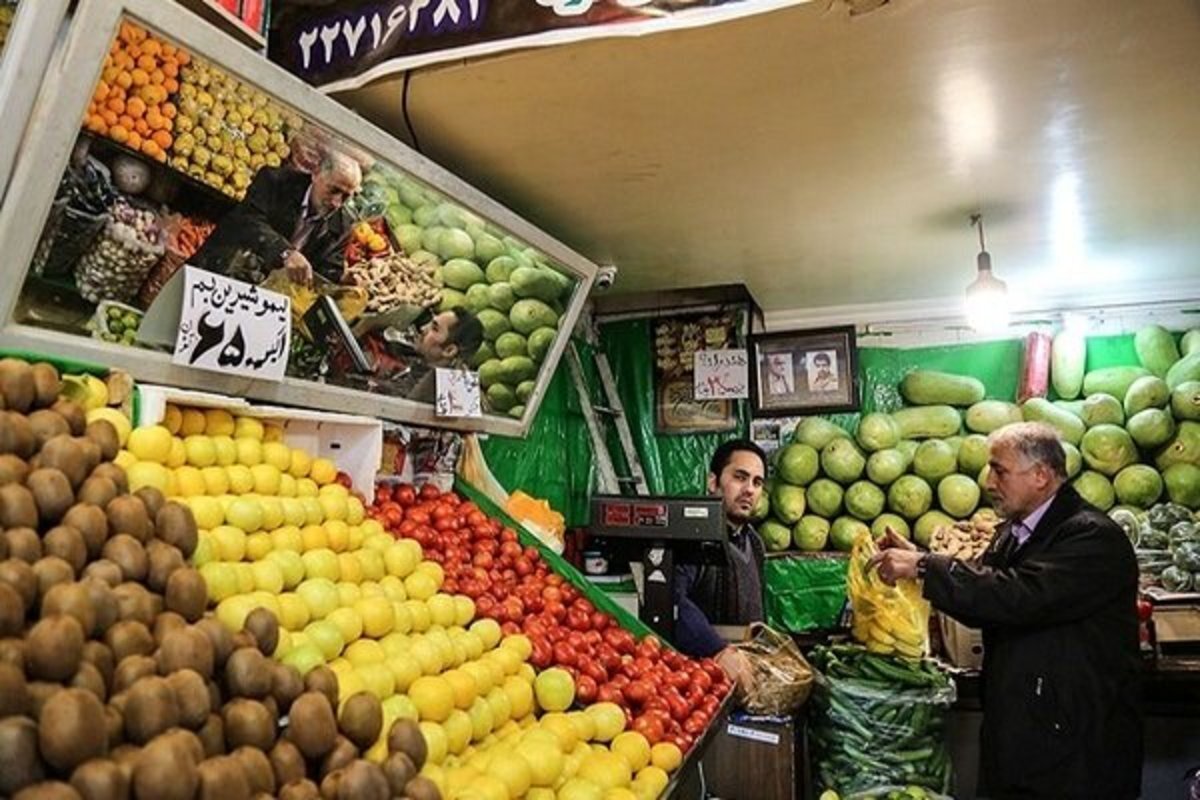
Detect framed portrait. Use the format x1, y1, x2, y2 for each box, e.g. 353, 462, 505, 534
749, 325, 859, 416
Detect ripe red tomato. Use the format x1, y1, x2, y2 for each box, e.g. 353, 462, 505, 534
566, 609, 591, 631
393, 484, 416, 506
632, 714, 665, 745
501, 621, 520, 636
624, 680, 653, 705
582, 660, 608, 684
575, 674, 598, 703
419, 483, 441, 501
597, 684, 624, 705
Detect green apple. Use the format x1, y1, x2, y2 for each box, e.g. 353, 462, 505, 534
305, 619, 346, 660
296, 577, 339, 619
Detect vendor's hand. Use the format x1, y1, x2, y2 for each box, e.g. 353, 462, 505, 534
876, 526, 917, 552
716, 646, 754, 690
867, 548, 923, 586
283, 249, 314, 285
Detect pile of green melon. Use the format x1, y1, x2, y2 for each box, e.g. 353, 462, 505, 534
362, 171, 574, 417
755, 325, 1200, 555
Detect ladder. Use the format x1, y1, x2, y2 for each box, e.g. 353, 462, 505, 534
566, 342, 649, 496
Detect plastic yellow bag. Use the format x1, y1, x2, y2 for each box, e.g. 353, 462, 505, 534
261, 269, 368, 335
847, 533, 931, 659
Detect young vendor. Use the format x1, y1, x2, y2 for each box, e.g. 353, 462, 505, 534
674, 439, 768, 688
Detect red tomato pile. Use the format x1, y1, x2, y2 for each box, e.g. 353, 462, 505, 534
371, 482, 732, 753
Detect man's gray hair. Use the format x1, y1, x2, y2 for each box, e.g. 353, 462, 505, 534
988, 421, 1068, 479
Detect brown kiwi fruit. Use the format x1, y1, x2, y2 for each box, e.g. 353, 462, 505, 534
102, 537, 148, 584
105, 620, 155, 662
0, 557, 38, 607
1, 483, 39, 529
105, 496, 151, 544
194, 618, 234, 667
6, 526, 42, 563
132, 736, 199, 800
0, 660, 29, 716
69, 758, 129, 800
111, 582, 159, 627
197, 756, 251, 800
132, 487, 166, 520
80, 578, 118, 635
0, 452, 32, 484
319, 735, 358, 778
12, 781, 83, 800
73, 438, 102, 477
38, 435, 89, 490
0, 636, 28, 671
260, 695, 280, 722
144, 540, 184, 594
222, 699, 277, 751
286, 691, 337, 759
381, 752, 417, 796
123, 677, 181, 744
73, 760, 126, 800
336, 760, 388, 800
83, 422, 119, 464
270, 663, 304, 714
81, 641, 114, 688
27, 680, 62, 718
0, 359, 36, 413
386, 718, 427, 769
108, 742, 139, 769
27, 614, 84, 681
28, 410, 70, 451
403, 776, 441, 800
304, 666, 339, 709
225, 646, 271, 698
166, 668, 211, 729
82, 559, 122, 587
0, 581, 26, 636
337, 692, 382, 751
42, 582, 97, 636
196, 714, 225, 758
152, 612, 187, 649
0, 411, 35, 459
157, 625, 215, 679
63, 504, 110, 560
278, 779, 320, 800
88, 463, 126, 495
269, 739, 307, 788
28, 469, 75, 526
51, 400, 86, 437
70, 661, 108, 703
156, 728, 204, 765
0, 532, 6, 560
243, 607, 279, 657
30, 363, 60, 409
154, 503, 199, 559
37, 688, 107, 772
231, 746, 276, 795
103, 706, 123, 750
230, 630, 257, 652
76, 477, 118, 510
318, 769, 341, 800
164, 568, 206, 623
111, 655, 157, 694
43, 526, 88, 575
33, 556, 75, 601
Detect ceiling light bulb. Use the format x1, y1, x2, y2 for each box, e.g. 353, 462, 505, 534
965, 251, 1009, 332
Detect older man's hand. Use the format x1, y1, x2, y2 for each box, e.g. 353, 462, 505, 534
866, 526, 923, 585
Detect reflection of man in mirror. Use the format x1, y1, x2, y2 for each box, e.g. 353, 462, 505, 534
356, 308, 484, 404
191, 151, 362, 285
807, 351, 839, 392
765, 353, 794, 396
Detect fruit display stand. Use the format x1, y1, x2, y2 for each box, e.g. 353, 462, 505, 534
0, 0, 598, 438
0, 0, 71, 202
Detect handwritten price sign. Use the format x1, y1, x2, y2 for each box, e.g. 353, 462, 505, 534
693, 348, 749, 400
173, 267, 291, 381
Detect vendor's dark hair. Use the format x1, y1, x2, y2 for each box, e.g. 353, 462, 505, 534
709, 439, 767, 478
448, 308, 484, 360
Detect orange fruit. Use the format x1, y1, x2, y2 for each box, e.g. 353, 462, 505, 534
161, 43, 177, 58
126, 97, 146, 118
176, 51, 191, 66
161, 102, 176, 119
109, 125, 129, 143
125, 131, 142, 150
135, 119, 150, 137
163, 78, 179, 95
101, 109, 119, 127
115, 71, 132, 90
142, 39, 161, 56
137, 55, 155, 71
142, 139, 160, 158
162, 60, 178, 78
131, 69, 149, 87
106, 96, 125, 114
150, 69, 164, 85
86, 114, 106, 132
152, 130, 172, 149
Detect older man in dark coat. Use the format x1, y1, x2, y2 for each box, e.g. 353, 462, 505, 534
872, 421, 1142, 799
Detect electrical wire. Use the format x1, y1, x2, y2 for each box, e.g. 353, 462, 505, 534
401, 69, 422, 154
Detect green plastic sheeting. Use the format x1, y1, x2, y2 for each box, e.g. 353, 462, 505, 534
480, 347, 595, 527
599, 319, 749, 497
857, 339, 1025, 413
764, 554, 848, 632
1083, 333, 1140, 373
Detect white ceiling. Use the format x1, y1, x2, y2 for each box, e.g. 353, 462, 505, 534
338, 0, 1200, 320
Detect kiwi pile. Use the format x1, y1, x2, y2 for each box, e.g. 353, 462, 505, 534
0, 357, 441, 800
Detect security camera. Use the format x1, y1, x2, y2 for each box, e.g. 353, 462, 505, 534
595, 265, 618, 291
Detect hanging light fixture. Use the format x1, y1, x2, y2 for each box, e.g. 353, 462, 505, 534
964, 212, 1009, 332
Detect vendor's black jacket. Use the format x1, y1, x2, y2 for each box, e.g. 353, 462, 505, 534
923, 485, 1142, 800
191, 166, 350, 283
674, 523, 765, 657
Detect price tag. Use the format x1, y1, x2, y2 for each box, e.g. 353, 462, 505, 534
693, 348, 749, 400
172, 266, 291, 381
435, 368, 482, 417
